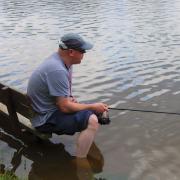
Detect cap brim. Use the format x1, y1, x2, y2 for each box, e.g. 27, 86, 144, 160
81, 41, 93, 50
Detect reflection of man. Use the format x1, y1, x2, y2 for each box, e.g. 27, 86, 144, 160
27, 142, 104, 180
0, 130, 104, 180
27, 33, 108, 158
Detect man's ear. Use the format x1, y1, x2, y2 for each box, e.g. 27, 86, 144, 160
69, 49, 75, 56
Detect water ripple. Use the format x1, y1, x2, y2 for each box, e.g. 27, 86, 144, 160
1, 0, 180, 179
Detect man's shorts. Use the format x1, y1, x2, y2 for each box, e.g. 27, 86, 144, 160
36, 110, 94, 135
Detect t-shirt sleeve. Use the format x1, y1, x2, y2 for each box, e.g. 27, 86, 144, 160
46, 70, 70, 97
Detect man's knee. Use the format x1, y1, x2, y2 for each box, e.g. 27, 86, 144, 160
88, 114, 99, 131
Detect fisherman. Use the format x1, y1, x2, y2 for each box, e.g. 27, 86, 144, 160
27, 33, 108, 158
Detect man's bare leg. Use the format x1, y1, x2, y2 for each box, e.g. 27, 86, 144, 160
76, 114, 99, 158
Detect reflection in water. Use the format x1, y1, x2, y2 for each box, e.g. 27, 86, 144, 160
0, 129, 104, 180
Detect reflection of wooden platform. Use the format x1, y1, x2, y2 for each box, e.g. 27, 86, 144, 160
0, 83, 51, 140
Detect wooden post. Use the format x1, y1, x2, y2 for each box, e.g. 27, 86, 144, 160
1, 86, 21, 134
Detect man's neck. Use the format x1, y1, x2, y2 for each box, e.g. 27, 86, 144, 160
57, 50, 72, 69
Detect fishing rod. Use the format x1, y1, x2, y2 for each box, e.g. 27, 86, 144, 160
98, 107, 180, 125
109, 107, 180, 116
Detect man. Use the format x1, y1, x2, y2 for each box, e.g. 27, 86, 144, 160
27, 33, 108, 158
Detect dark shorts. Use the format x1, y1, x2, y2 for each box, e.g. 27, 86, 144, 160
36, 110, 94, 135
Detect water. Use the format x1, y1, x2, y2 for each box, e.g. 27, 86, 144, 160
1, 0, 180, 179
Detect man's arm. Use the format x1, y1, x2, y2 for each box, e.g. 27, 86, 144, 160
56, 97, 108, 113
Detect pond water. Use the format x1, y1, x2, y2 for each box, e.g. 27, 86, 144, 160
1, 0, 180, 179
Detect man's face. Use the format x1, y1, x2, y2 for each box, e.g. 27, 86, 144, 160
69, 49, 85, 64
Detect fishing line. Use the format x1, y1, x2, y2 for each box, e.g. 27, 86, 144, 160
109, 107, 180, 116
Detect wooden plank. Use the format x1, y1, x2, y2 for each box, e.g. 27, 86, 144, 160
10, 89, 52, 139
18, 114, 52, 139
0, 83, 4, 89
0, 86, 9, 104
0, 83, 52, 140
0, 84, 34, 119
1, 87, 21, 133
11, 89, 34, 119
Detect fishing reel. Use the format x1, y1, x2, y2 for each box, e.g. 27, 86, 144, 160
97, 111, 111, 125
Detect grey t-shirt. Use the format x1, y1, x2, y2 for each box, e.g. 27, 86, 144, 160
27, 52, 72, 127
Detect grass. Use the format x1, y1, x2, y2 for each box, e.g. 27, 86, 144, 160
0, 173, 18, 180
0, 172, 27, 180
0, 167, 27, 180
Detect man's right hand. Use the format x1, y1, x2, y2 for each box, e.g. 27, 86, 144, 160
56, 96, 108, 113
91, 103, 108, 113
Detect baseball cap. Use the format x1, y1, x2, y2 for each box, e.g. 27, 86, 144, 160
59, 33, 93, 51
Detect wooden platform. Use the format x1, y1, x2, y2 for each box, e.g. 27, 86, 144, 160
0, 83, 52, 140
